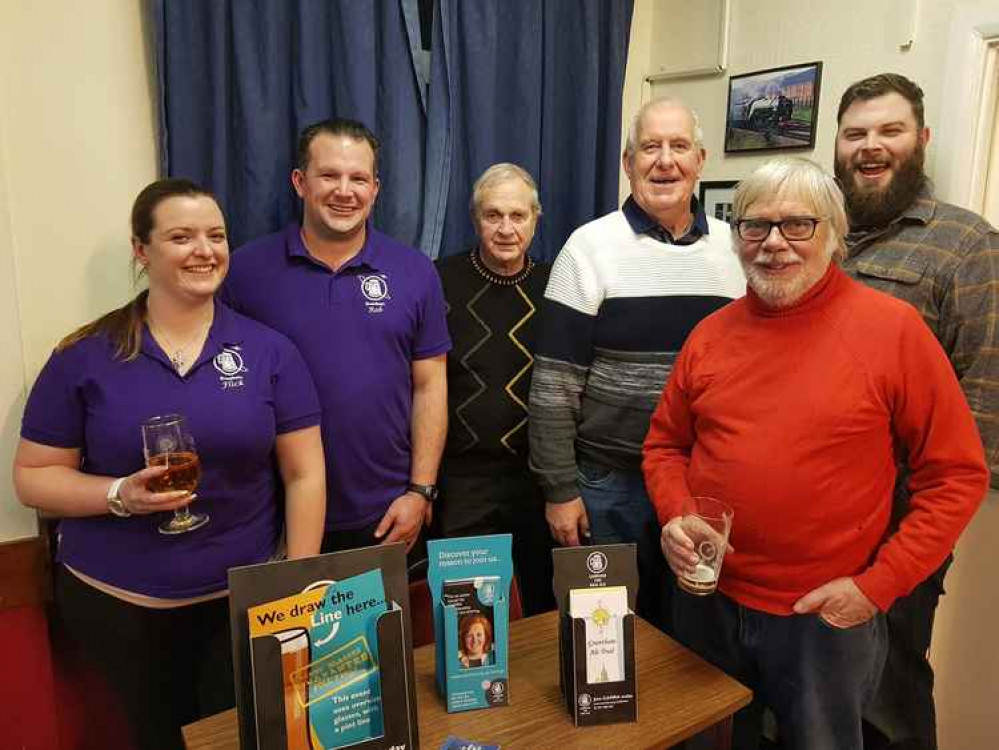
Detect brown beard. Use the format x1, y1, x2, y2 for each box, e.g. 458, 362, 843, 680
835, 142, 926, 230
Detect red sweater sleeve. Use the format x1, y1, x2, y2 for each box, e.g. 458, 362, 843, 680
643, 344, 695, 526
854, 306, 989, 611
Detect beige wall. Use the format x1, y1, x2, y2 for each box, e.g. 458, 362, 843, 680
0, 0, 159, 542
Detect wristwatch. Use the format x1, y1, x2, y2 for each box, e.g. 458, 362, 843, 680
406, 482, 438, 502
106, 477, 131, 518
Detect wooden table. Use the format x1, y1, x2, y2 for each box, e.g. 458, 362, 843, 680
184, 611, 751, 749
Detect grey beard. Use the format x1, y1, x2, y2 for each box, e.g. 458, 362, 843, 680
836, 152, 926, 230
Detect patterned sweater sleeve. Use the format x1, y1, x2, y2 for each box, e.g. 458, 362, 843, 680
528, 236, 602, 503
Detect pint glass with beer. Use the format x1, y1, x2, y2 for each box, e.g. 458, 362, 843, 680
676, 496, 733, 596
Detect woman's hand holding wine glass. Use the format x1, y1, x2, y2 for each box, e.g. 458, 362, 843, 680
116, 464, 197, 515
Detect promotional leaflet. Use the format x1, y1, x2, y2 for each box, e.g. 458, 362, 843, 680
247, 569, 387, 749
569, 586, 629, 685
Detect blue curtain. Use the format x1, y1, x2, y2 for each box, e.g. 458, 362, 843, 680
150, 0, 426, 249
151, 0, 632, 260
423, 0, 634, 262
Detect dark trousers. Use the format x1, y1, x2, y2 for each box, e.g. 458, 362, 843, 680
863, 557, 951, 750
434, 467, 556, 616
320, 516, 428, 572
577, 461, 671, 632
673, 586, 887, 750
863, 471, 955, 750
53, 566, 234, 750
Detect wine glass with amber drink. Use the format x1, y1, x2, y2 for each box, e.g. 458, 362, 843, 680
141, 414, 208, 535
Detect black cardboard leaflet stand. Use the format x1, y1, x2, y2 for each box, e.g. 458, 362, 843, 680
229, 543, 419, 750
552, 544, 639, 726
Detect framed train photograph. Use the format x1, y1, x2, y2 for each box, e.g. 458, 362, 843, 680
724, 61, 823, 153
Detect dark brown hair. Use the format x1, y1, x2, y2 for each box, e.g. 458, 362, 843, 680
837, 73, 925, 129
296, 117, 380, 175
57, 179, 218, 360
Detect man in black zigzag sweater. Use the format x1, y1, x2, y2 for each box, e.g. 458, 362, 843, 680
435, 163, 555, 615
529, 98, 745, 630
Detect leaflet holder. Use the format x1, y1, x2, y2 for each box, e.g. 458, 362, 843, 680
229, 542, 420, 750
427, 535, 513, 713
552, 544, 640, 726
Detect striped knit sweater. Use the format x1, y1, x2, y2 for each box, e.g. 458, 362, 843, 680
528, 207, 745, 503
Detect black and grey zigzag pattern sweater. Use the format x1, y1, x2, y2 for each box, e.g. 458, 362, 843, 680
437, 249, 551, 476
528, 207, 745, 503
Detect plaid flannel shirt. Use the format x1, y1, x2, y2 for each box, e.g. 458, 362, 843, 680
842, 186, 999, 488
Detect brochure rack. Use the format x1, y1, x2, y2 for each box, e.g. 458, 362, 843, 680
553, 544, 639, 726
427, 535, 513, 713
229, 543, 419, 750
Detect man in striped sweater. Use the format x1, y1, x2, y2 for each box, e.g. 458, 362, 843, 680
528, 98, 745, 629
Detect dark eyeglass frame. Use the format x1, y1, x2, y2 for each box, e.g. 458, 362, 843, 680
734, 217, 823, 241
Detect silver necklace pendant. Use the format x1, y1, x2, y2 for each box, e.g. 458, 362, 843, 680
171, 351, 185, 372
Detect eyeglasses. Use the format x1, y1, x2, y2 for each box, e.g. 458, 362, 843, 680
734, 217, 823, 241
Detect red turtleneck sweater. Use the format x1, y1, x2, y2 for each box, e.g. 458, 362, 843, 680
643, 265, 988, 614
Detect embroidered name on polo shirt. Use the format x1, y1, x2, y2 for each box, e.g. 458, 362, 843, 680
359, 274, 391, 314
214, 346, 247, 390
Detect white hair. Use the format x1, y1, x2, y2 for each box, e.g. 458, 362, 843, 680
732, 157, 848, 262
469, 163, 542, 220
624, 97, 705, 156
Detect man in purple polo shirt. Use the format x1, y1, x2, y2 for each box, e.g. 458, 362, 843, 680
223, 118, 450, 555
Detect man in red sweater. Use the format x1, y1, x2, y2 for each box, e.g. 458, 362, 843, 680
643, 157, 988, 750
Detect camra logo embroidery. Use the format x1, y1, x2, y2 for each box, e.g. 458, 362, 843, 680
359, 274, 390, 314
586, 551, 608, 575
214, 346, 247, 390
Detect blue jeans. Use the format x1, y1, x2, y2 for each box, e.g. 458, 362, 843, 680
577, 460, 670, 631
674, 587, 887, 750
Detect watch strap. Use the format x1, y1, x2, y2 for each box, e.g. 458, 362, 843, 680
406, 482, 438, 502
107, 477, 131, 517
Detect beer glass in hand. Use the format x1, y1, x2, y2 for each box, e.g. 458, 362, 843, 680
141, 414, 208, 535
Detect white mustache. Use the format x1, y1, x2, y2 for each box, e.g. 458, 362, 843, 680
751, 249, 803, 266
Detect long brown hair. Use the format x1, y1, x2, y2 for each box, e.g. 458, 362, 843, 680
56, 179, 219, 360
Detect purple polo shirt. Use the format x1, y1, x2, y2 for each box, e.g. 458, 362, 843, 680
222, 223, 451, 530
20, 301, 320, 598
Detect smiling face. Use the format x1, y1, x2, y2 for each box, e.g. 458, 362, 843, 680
133, 195, 229, 303
293, 133, 380, 245
474, 178, 538, 276
623, 103, 705, 229
736, 196, 834, 308
464, 622, 487, 658
834, 92, 929, 227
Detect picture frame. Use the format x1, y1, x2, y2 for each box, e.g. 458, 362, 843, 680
724, 61, 823, 153
698, 180, 739, 225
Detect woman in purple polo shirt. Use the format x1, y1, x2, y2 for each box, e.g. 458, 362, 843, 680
13, 179, 325, 750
